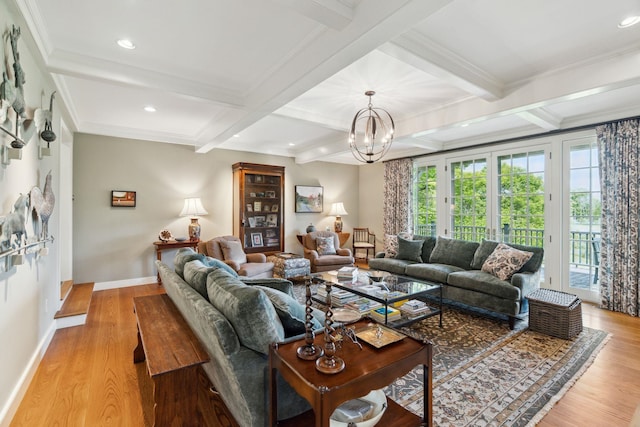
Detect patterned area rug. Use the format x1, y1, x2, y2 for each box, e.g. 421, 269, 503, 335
292, 285, 609, 427
389, 308, 609, 426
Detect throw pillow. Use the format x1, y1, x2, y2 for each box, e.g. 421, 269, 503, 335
206, 268, 284, 355
219, 240, 247, 265
173, 248, 205, 278
316, 236, 337, 255
384, 232, 413, 258
481, 243, 534, 281
395, 236, 424, 262
255, 286, 323, 337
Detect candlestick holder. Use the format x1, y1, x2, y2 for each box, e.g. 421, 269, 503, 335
297, 277, 324, 360
316, 281, 345, 374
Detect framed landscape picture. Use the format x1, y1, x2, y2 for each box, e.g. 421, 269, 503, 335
295, 185, 323, 213
111, 190, 136, 207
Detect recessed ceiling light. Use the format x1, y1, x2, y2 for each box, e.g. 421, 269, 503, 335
143, 105, 156, 112
117, 39, 136, 49
288, 143, 295, 146
618, 16, 640, 28
233, 134, 240, 138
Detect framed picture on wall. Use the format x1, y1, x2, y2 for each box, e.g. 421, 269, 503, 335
295, 185, 323, 213
111, 190, 136, 207
251, 232, 263, 247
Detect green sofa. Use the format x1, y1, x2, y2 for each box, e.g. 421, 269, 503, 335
157, 248, 324, 427
368, 237, 544, 329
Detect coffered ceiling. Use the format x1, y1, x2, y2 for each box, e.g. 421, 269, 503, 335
9, 0, 640, 164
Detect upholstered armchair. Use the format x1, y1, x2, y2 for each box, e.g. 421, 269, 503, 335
198, 235, 274, 279
302, 230, 355, 273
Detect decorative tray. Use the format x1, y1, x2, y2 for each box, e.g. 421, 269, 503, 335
355, 324, 406, 348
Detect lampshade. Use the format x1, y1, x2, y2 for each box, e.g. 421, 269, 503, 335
180, 197, 208, 217
348, 90, 395, 164
328, 202, 348, 233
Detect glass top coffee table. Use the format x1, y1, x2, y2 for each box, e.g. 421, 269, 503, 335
313, 270, 443, 328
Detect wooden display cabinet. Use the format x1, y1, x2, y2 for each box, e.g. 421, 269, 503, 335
232, 162, 285, 254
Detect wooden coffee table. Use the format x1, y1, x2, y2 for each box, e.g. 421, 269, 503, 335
269, 319, 433, 426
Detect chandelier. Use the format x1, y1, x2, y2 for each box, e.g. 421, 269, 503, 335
348, 90, 395, 164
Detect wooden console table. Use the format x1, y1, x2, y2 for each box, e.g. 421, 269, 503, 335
269, 320, 432, 426
153, 239, 199, 284
133, 294, 210, 426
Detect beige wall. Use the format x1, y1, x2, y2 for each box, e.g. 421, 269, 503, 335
0, 2, 64, 424
73, 133, 369, 284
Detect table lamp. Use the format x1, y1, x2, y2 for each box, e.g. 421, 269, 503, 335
180, 197, 208, 241
328, 202, 348, 233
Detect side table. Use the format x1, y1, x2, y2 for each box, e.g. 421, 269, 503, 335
153, 239, 199, 284
269, 319, 432, 426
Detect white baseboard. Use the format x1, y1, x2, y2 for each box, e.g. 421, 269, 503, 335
0, 321, 56, 427
94, 276, 157, 291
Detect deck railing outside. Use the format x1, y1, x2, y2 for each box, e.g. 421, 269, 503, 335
413, 224, 600, 268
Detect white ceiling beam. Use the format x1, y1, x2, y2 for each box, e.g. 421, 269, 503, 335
294, 138, 351, 164
380, 30, 503, 101
196, 0, 453, 153
272, 0, 355, 30
404, 47, 640, 139
395, 136, 443, 152
46, 50, 245, 108
516, 108, 562, 130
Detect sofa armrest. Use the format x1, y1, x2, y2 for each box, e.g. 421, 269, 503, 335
241, 278, 294, 297
511, 269, 541, 298
303, 248, 319, 260
375, 252, 386, 258
246, 253, 267, 263
337, 248, 352, 256
224, 260, 240, 272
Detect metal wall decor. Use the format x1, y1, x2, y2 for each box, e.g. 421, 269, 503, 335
0, 171, 56, 271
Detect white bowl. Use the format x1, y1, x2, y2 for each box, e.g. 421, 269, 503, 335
330, 389, 387, 427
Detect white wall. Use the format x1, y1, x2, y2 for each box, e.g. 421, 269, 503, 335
73, 133, 365, 284
0, 2, 65, 424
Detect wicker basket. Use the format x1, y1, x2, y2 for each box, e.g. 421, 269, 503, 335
527, 289, 583, 339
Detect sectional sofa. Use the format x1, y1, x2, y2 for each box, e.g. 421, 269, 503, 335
368, 236, 544, 329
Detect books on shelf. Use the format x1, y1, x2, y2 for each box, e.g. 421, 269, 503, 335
399, 299, 433, 318
317, 285, 359, 306
369, 306, 401, 323
337, 266, 358, 281
344, 297, 383, 315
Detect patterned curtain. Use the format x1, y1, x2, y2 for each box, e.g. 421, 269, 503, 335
383, 158, 413, 235
596, 119, 640, 316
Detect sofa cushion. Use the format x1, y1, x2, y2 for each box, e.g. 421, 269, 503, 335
471, 239, 544, 273
206, 268, 284, 355
183, 257, 239, 298
219, 239, 248, 265
413, 236, 437, 265
481, 243, 534, 281
383, 232, 413, 258
405, 263, 465, 284
367, 257, 415, 275
396, 236, 424, 262
173, 248, 206, 278
447, 270, 521, 300
429, 237, 479, 270
256, 286, 323, 337
316, 236, 337, 255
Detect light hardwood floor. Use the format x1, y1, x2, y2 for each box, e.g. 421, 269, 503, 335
9, 283, 640, 426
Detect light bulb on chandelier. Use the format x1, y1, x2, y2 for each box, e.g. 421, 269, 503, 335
349, 90, 395, 164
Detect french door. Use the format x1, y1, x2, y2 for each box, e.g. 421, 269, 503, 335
563, 134, 600, 302
446, 147, 547, 248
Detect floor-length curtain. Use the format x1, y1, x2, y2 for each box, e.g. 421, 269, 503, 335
383, 158, 413, 235
596, 119, 640, 316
